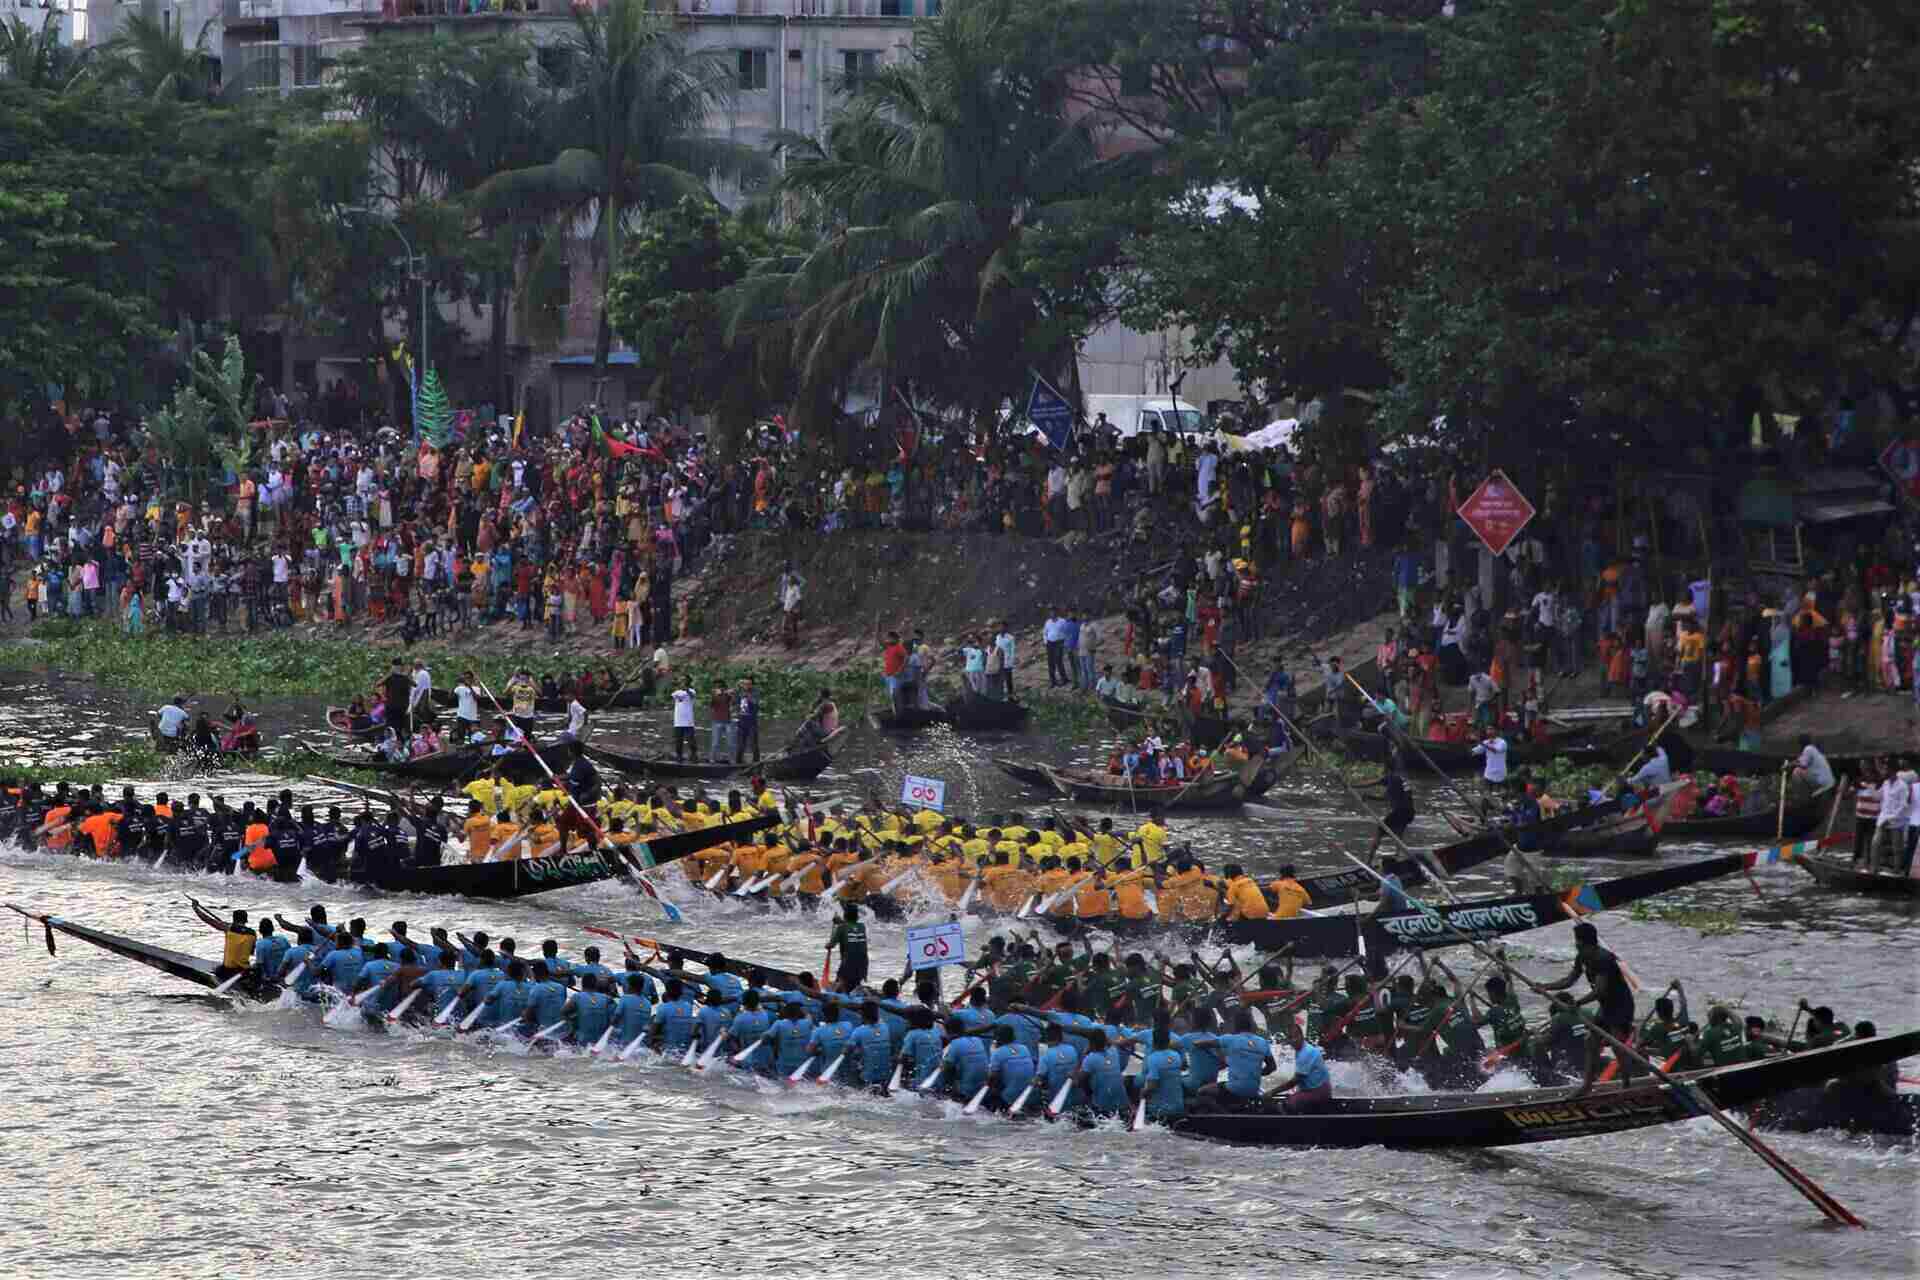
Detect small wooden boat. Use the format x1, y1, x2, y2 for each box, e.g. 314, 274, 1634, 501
150, 717, 261, 762
1535, 814, 1660, 858
1749, 1083, 1920, 1139
1033, 755, 1278, 810
1100, 695, 1233, 749
1798, 855, 1920, 897
324, 746, 545, 784
432, 682, 651, 715
325, 706, 383, 743
867, 694, 1029, 733
586, 727, 845, 783
1658, 783, 1833, 842
1330, 722, 1591, 771
1167, 1032, 1920, 1149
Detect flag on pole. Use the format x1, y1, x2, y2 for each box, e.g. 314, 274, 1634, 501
1025, 371, 1074, 451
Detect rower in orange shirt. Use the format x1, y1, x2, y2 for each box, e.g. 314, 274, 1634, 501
1219, 864, 1271, 922
464, 800, 494, 863
40, 801, 74, 851
79, 806, 124, 859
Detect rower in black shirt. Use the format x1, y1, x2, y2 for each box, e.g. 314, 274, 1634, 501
209, 797, 244, 874
304, 806, 350, 879
171, 795, 212, 870
557, 743, 603, 852
412, 798, 449, 868
1540, 921, 1639, 1094
268, 806, 305, 873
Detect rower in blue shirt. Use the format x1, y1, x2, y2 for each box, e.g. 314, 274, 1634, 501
694, 988, 731, 1055
573, 946, 615, 991
457, 931, 490, 972
806, 1014, 854, 1083
952, 988, 994, 1035
619, 958, 659, 1003
317, 934, 363, 998
699, 953, 746, 1008
874, 982, 912, 1047
849, 1003, 893, 1091
1137, 1026, 1188, 1121
353, 944, 402, 1020
991, 1008, 1045, 1054
387, 922, 426, 969
726, 992, 774, 1073
896, 1008, 945, 1087
453, 949, 503, 1023
567, 975, 617, 1048
277, 928, 319, 996
249, 919, 289, 984
612, 975, 654, 1051
985, 1027, 1036, 1111
522, 961, 571, 1038
414, 953, 465, 1022
1270, 1018, 1334, 1112
1035, 1022, 1083, 1111
770, 1001, 817, 1077
538, 940, 575, 987
649, 979, 700, 1056
477, 960, 532, 1030
937, 1017, 990, 1100
1192, 1010, 1275, 1109
1174, 1010, 1225, 1092
1073, 1029, 1130, 1117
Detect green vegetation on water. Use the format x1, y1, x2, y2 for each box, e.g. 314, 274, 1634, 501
1626, 902, 1744, 937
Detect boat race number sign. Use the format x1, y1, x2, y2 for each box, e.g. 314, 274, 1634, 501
900, 774, 946, 812
906, 920, 966, 971
1457, 468, 1537, 557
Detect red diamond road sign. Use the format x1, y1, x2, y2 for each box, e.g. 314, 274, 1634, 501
1457, 469, 1537, 557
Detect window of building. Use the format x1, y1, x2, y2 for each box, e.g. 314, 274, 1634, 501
71, 7, 89, 43
840, 49, 877, 92
879, 0, 905, 15
737, 49, 768, 92
291, 45, 326, 89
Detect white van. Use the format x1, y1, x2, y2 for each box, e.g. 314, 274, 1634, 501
1082, 395, 1206, 440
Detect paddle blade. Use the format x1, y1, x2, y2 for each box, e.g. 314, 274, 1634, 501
1015, 894, 1036, 919
821, 952, 832, 984
787, 1055, 819, 1084
618, 1034, 648, 1062
657, 898, 685, 925
590, 1026, 615, 1057
730, 1031, 774, 1067
957, 879, 980, 912
386, 989, 422, 1024
458, 1002, 487, 1032
212, 970, 247, 997
1008, 1082, 1034, 1115
1128, 1095, 1147, 1132
815, 1051, 847, 1085
531, 1018, 568, 1045
962, 1083, 990, 1115
695, 1031, 727, 1070
1045, 1077, 1074, 1118
887, 1062, 904, 1093
916, 1065, 943, 1092
679, 1036, 699, 1067
153, 854, 168, 871
281, 961, 307, 990
704, 866, 729, 891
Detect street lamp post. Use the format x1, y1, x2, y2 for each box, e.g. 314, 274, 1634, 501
339, 205, 428, 431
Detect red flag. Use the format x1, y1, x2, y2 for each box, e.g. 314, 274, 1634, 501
604, 437, 643, 458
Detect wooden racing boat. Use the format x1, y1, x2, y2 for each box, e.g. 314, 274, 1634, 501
1748, 1082, 1920, 1139
586, 727, 845, 783
313, 812, 781, 900
1031, 756, 1277, 810
1051, 850, 1766, 955
1657, 784, 1833, 842
1797, 855, 1920, 897
1534, 814, 1660, 858
4, 904, 280, 998
1167, 1031, 1920, 1149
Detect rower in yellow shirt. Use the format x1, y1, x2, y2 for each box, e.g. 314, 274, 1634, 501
1133, 812, 1169, 862
1218, 864, 1271, 921
1090, 819, 1124, 867
961, 827, 992, 868
463, 800, 494, 863
488, 812, 522, 860
1267, 864, 1313, 919
784, 847, 830, 897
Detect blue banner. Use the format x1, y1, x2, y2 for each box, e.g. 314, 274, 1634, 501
1025, 373, 1075, 451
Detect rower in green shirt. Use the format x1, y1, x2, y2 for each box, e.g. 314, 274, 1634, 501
1081, 952, 1122, 1019
1796, 1003, 1848, 1050
1473, 975, 1531, 1058
1693, 1005, 1758, 1067
1117, 953, 1161, 1023
1166, 963, 1211, 1017
1302, 969, 1344, 1046
1635, 984, 1690, 1066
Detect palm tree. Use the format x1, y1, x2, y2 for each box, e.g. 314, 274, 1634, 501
472, 0, 762, 381
739, 0, 1145, 428
0, 10, 90, 91
98, 13, 231, 103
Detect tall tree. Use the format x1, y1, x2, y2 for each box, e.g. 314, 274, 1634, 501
471, 0, 759, 382
737, 0, 1148, 433
0, 10, 90, 91
97, 14, 229, 103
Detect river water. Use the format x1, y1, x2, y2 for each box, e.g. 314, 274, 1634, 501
1, 675, 1916, 1280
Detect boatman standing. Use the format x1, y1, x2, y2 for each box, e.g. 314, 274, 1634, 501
1471, 726, 1509, 795
1538, 921, 1639, 1094
824, 903, 868, 993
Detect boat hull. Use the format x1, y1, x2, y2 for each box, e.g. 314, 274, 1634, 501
1166, 1031, 1920, 1149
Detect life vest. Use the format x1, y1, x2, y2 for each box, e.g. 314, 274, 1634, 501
222, 929, 255, 969
246, 847, 278, 872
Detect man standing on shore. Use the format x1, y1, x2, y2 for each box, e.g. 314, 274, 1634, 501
383, 658, 413, 741
735, 677, 761, 764
1044, 610, 1069, 687
995, 621, 1017, 700
708, 682, 735, 763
